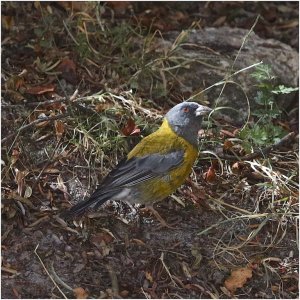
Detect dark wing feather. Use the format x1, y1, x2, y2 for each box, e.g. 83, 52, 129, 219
62, 150, 184, 218
102, 149, 184, 187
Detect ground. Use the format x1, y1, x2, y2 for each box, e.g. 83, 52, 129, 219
1, 2, 298, 299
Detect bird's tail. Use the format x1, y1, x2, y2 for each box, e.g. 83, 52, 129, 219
61, 190, 113, 220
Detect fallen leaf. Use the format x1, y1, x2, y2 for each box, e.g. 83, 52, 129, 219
204, 166, 216, 183
40, 167, 58, 175
26, 84, 55, 95
213, 15, 227, 27
5, 75, 25, 91
224, 266, 253, 294
2, 265, 19, 275
12, 287, 21, 299
57, 58, 78, 84
119, 290, 129, 297
130, 238, 147, 246
11, 148, 20, 165
223, 140, 234, 151
276, 19, 299, 29
95, 102, 114, 112
232, 162, 243, 174
24, 186, 32, 198
2, 15, 15, 30
220, 129, 236, 137
121, 118, 140, 136
73, 287, 88, 299
54, 120, 65, 140
107, 1, 131, 14
57, 174, 68, 194
4, 90, 25, 103
35, 120, 50, 128
181, 261, 192, 280
15, 169, 28, 196
57, 2, 96, 13
145, 271, 153, 283
91, 232, 114, 245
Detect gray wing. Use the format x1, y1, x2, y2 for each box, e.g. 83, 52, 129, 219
62, 150, 185, 218
100, 149, 185, 188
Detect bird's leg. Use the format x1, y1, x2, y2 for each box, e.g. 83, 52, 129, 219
140, 205, 176, 229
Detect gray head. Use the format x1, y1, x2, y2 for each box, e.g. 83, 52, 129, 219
165, 101, 212, 146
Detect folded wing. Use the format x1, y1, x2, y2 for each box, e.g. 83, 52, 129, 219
62, 150, 184, 218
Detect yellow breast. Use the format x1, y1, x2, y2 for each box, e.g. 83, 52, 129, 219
127, 119, 198, 203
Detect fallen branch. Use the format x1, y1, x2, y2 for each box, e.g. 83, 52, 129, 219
216, 132, 296, 161
1, 97, 68, 108
1, 113, 69, 144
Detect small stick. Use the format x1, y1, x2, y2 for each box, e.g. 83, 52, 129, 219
159, 252, 177, 287
50, 262, 73, 292
216, 132, 296, 161
34, 244, 67, 299
1, 113, 69, 144
106, 263, 119, 298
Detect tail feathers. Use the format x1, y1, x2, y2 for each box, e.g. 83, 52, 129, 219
61, 192, 112, 220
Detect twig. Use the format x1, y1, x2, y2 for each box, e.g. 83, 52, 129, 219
1, 113, 69, 144
159, 252, 177, 287
197, 213, 271, 236
34, 244, 67, 299
231, 15, 260, 70
28, 215, 50, 228
1, 97, 68, 108
216, 132, 296, 161
192, 61, 263, 97
209, 196, 253, 215
106, 263, 119, 297
50, 262, 73, 292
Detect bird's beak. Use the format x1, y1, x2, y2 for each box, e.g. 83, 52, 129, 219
195, 105, 212, 117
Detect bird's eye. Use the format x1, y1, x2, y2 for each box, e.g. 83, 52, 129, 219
183, 107, 189, 112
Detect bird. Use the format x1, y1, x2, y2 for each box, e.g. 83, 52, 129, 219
62, 101, 212, 226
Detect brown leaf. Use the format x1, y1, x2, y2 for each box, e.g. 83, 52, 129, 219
119, 290, 129, 297
43, 168, 60, 174
213, 15, 227, 27
2, 15, 15, 30
223, 140, 234, 151
45, 101, 66, 112
54, 120, 65, 140
91, 232, 114, 245
57, 58, 78, 84
73, 287, 88, 299
224, 266, 253, 294
24, 186, 32, 198
95, 102, 114, 112
107, 1, 131, 14
276, 19, 299, 29
26, 84, 55, 95
204, 166, 216, 183
121, 118, 140, 136
11, 148, 20, 165
5, 75, 25, 91
57, 174, 68, 194
145, 271, 153, 283
12, 287, 21, 299
35, 120, 50, 128
220, 129, 236, 138
232, 161, 244, 174
15, 169, 28, 196
56, 2, 96, 13
4, 90, 25, 104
